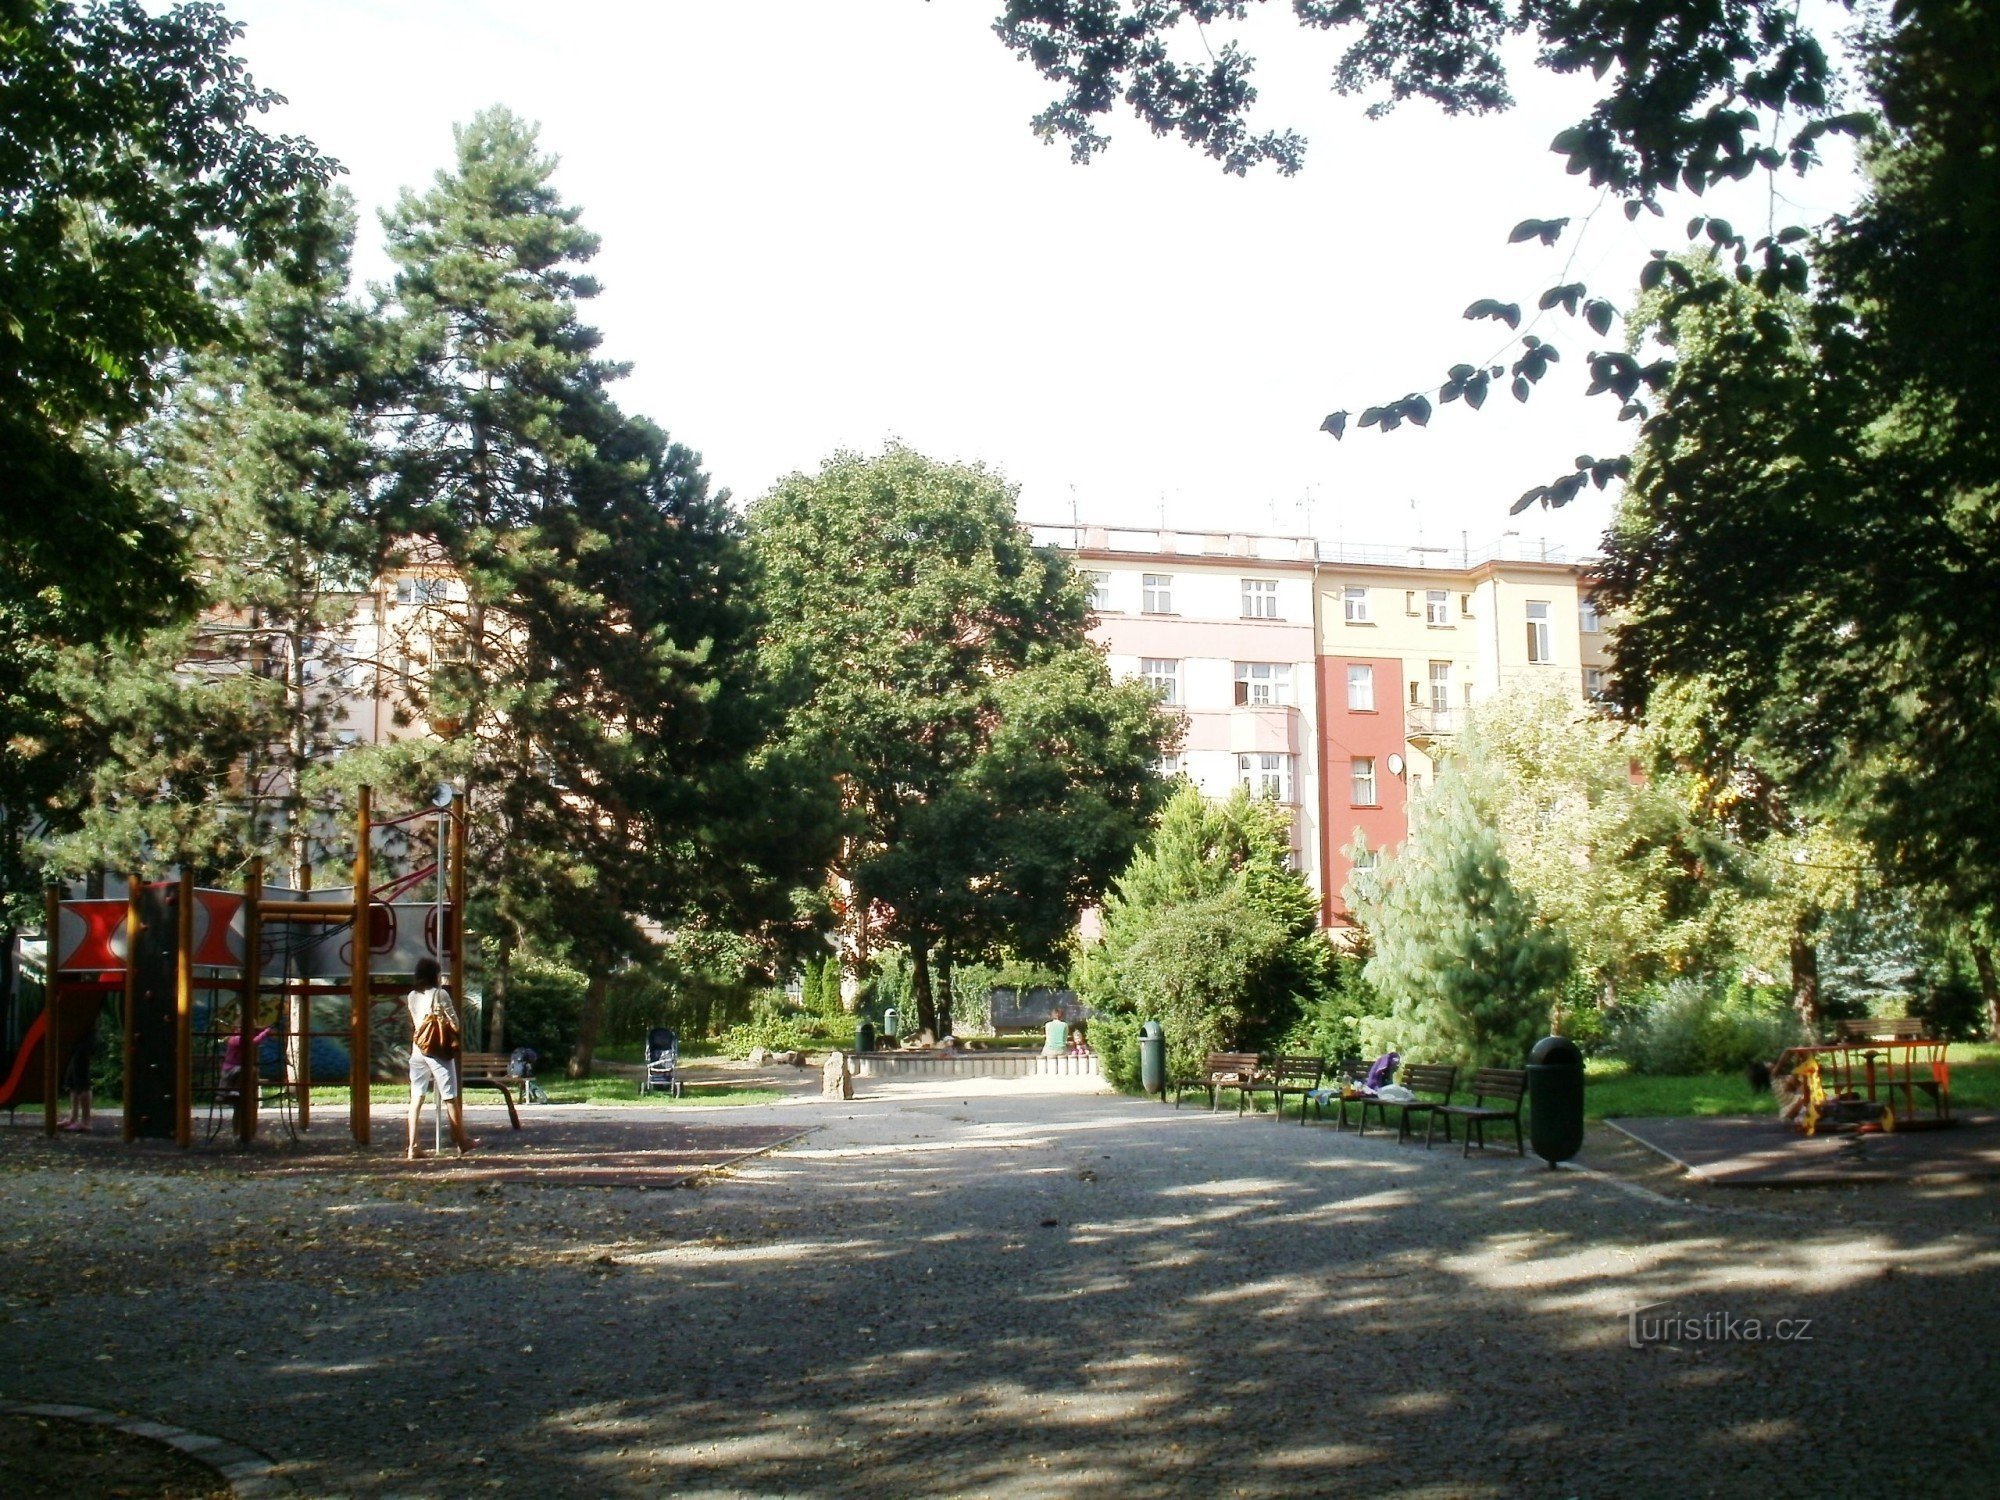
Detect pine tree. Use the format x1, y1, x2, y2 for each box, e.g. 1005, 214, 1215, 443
366, 109, 819, 1070
1357, 763, 1571, 1070
37, 191, 384, 881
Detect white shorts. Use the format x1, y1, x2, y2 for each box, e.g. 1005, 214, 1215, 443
408, 1051, 459, 1101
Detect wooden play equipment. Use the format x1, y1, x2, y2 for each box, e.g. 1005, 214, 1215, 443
1774, 1017, 1951, 1134
19, 786, 468, 1147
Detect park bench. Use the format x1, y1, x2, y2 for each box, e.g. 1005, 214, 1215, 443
1428, 1067, 1527, 1156
1832, 1017, 1933, 1043
1260, 1054, 1325, 1121
1355, 1063, 1457, 1143
1304, 1057, 1372, 1128
456, 1053, 524, 1130
1175, 1052, 1264, 1114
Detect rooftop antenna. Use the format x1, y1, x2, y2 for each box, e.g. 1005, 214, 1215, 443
1068, 482, 1079, 540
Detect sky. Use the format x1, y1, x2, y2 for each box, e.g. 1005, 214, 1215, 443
222, 0, 1862, 559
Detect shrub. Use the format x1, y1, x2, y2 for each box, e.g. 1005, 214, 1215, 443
1279, 950, 1384, 1064
1083, 888, 1287, 1086
1609, 978, 1804, 1076
503, 957, 587, 1062
714, 992, 856, 1058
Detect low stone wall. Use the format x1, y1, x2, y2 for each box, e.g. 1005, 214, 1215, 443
849, 1049, 1100, 1079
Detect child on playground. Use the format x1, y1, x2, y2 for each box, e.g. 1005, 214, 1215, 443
59, 1011, 97, 1132
406, 958, 477, 1161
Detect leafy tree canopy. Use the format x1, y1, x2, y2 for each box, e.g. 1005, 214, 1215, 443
1600, 4, 2000, 925
2, 0, 334, 919
991, 0, 1881, 490
748, 445, 1174, 1037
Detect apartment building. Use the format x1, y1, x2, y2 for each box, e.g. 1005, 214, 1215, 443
1041, 524, 1608, 930
1033, 525, 1327, 907
1315, 538, 1608, 925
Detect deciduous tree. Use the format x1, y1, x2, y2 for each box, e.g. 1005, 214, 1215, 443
748, 446, 1174, 1038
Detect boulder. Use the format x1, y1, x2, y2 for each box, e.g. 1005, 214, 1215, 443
771, 1049, 805, 1067
821, 1051, 852, 1100
747, 1046, 768, 1066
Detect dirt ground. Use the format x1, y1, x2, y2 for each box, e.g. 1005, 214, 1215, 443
3, 1081, 1998, 1497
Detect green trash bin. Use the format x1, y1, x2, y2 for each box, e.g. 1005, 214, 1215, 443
854, 1020, 876, 1055
1139, 1020, 1166, 1101
1527, 1034, 1585, 1168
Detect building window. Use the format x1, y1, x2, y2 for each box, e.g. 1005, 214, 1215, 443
1526, 600, 1552, 663
1346, 663, 1374, 712
1241, 578, 1279, 619
1142, 574, 1173, 614
1351, 757, 1378, 807
394, 576, 448, 606
1085, 571, 1112, 611
1154, 752, 1183, 777
1426, 589, 1449, 626
1428, 660, 1452, 713
1343, 586, 1371, 623
1579, 597, 1603, 633
1139, 658, 1179, 705
1584, 667, 1607, 701
1233, 661, 1293, 706
1237, 753, 1294, 802
1350, 849, 1380, 873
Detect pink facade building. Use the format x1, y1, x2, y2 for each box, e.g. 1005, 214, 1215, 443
1040, 523, 1607, 931
1034, 525, 1326, 909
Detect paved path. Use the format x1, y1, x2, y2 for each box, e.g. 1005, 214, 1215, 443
2, 1083, 1997, 1496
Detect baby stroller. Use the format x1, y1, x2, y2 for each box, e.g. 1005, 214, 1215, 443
508, 1047, 552, 1105
640, 1027, 682, 1098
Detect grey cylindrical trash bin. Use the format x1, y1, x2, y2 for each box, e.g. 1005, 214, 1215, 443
1527, 1034, 1585, 1168
854, 1020, 876, 1056
1139, 1020, 1166, 1101
882, 1007, 900, 1043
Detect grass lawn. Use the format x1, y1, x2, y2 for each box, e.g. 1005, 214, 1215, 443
1585, 1042, 2000, 1119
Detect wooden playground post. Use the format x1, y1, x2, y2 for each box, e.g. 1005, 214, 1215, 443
350, 786, 372, 1145
238, 857, 263, 1144
175, 867, 194, 1149
449, 792, 468, 1016
122, 879, 140, 1143
42, 887, 59, 1137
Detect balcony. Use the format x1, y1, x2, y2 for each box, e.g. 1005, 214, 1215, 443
1228, 703, 1299, 755
1404, 704, 1462, 749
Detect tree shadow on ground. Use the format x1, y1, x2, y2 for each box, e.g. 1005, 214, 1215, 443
3, 1095, 1997, 1496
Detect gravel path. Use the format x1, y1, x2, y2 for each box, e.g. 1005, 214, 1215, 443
3, 1084, 1998, 1497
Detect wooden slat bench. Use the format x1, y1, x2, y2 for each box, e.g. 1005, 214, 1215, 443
1260, 1055, 1325, 1121
456, 1053, 524, 1130
1356, 1063, 1457, 1143
1304, 1057, 1371, 1128
1174, 1052, 1263, 1114
1428, 1067, 1526, 1156
1833, 1017, 1933, 1043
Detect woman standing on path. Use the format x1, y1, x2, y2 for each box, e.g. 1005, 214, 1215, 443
406, 958, 477, 1160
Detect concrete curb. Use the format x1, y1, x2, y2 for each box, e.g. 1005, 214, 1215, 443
0, 1399, 290, 1497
